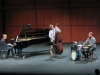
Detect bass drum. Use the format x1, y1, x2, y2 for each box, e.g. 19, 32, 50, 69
71, 51, 81, 60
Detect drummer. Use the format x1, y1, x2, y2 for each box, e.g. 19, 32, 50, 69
83, 32, 96, 59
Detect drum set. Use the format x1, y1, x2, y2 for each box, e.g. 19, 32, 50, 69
71, 41, 91, 61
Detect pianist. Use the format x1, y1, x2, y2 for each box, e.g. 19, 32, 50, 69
0, 34, 17, 58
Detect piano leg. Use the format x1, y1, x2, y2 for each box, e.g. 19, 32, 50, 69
16, 49, 22, 57
19, 49, 22, 57
19, 49, 25, 59
15, 48, 17, 54
15, 49, 25, 58
14, 48, 19, 56
18, 49, 19, 56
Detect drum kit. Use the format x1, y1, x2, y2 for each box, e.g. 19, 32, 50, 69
71, 41, 91, 61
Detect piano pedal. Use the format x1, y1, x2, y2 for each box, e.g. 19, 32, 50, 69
22, 55, 25, 59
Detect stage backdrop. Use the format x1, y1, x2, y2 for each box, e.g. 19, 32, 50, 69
0, 0, 100, 43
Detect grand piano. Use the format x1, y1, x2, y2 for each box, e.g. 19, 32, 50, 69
13, 24, 50, 58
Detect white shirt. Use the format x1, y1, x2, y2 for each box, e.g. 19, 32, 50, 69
49, 27, 61, 42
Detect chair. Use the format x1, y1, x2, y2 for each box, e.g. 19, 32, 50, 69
0, 50, 8, 59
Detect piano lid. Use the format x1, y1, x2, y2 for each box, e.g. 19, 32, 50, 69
22, 24, 31, 30
18, 24, 50, 38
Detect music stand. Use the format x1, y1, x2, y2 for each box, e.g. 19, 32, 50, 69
44, 42, 56, 61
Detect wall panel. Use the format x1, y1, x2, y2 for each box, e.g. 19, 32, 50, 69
62, 26, 71, 43
43, 25, 49, 29
91, 8, 97, 25
0, 0, 2, 5
10, 10, 17, 26
11, 27, 21, 37
4, 0, 10, 5
71, 26, 79, 42
57, 26, 63, 40
36, 0, 53, 4
61, 9, 70, 25
78, 26, 89, 41
20, 0, 28, 4
53, 9, 61, 25
27, 9, 37, 28
17, 10, 28, 26
4, 10, 11, 26
43, 9, 50, 25
54, 0, 69, 3
35, 3, 68, 9
37, 9, 43, 25
5, 27, 21, 42
77, 8, 85, 25
0, 10, 3, 38
85, 8, 97, 25
0, 10, 3, 39
0, 10, 3, 27
71, 0, 87, 2
97, 26, 100, 43
37, 25, 44, 29
27, 0, 35, 4
49, 9, 61, 25
97, 8, 100, 25
71, 8, 78, 25
89, 26, 98, 42
85, 8, 92, 25
49, 9, 56, 24
9, 0, 20, 5
0, 27, 3, 39
5, 27, 12, 42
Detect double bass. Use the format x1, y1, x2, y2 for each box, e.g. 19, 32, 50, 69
53, 22, 63, 54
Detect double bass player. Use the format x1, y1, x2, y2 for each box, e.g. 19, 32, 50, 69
49, 24, 61, 59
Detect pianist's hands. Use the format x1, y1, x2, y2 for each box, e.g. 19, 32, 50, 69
13, 42, 17, 46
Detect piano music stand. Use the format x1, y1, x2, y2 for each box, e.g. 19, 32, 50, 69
45, 42, 56, 61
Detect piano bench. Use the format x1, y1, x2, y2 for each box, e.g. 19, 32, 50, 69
0, 50, 8, 59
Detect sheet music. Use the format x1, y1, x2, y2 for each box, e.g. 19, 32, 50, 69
15, 36, 19, 42
7, 43, 14, 47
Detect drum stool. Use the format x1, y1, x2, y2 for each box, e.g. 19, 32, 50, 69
86, 46, 98, 61
82, 47, 90, 61
89, 48, 98, 61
